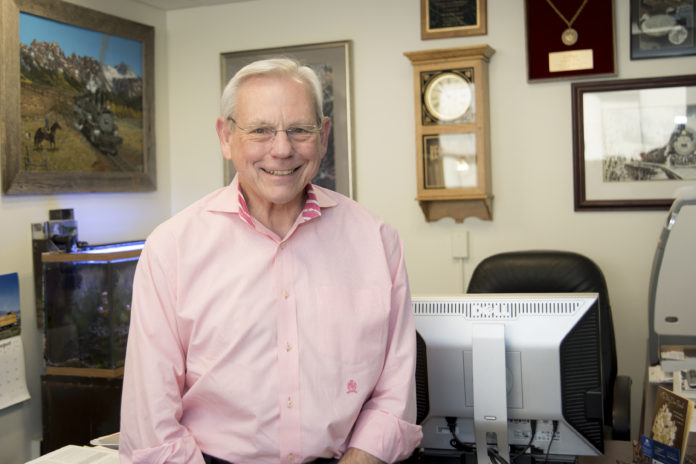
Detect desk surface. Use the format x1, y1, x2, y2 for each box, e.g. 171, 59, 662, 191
578, 440, 634, 464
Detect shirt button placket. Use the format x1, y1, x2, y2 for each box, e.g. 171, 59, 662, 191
276, 241, 301, 461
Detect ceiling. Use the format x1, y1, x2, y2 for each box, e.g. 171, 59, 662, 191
132, 0, 252, 11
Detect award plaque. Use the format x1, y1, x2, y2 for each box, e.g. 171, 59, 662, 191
421, 0, 487, 40
524, 0, 616, 81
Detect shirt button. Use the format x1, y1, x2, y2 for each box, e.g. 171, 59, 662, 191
283, 290, 289, 299
287, 397, 293, 408
285, 342, 292, 352
287, 454, 295, 462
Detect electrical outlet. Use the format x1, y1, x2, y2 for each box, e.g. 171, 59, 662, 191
451, 231, 469, 258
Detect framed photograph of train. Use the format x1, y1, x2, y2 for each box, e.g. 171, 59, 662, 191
630, 0, 696, 60
0, 0, 156, 194
220, 41, 354, 199
571, 75, 696, 211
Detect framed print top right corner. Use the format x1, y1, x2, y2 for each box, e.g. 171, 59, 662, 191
571, 74, 696, 211
524, 0, 616, 82
630, 0, 696, 59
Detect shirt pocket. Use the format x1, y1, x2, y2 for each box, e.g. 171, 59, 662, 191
311, 285, 387, 366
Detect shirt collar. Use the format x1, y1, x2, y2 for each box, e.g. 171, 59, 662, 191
207, 174, 336, 224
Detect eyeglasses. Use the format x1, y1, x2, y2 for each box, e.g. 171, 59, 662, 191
227, 117, 321, 144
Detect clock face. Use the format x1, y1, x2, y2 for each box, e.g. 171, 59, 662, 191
424, 72, 472, 122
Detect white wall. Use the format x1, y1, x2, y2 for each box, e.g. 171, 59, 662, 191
165, 0, 696, 444
1, 0, 695, 462
0, 1, 168, 463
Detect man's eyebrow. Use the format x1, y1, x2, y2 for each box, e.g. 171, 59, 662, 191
244, 119, 318, 127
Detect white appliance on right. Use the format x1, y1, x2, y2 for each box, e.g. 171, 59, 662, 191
648, 187, 696, 367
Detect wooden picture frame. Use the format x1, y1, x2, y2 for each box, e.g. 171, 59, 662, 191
630, 0, 696, 60
524, 0, 616, 82
421, 0, 487, 40
0, 0, 156, 194
220, 41, 354, 199
572, 75, 696, 211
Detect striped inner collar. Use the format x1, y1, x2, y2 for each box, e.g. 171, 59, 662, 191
237, 184, 321, 227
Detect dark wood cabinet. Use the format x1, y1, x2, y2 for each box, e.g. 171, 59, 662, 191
41, 374, 122, 454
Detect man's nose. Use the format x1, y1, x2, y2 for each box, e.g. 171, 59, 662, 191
269, 130, 293, 156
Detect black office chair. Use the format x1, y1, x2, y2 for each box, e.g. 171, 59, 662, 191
466, 250, 631, 441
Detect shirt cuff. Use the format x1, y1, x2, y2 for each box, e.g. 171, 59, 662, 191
348, 409, 423, 463
121, 435, 205, 464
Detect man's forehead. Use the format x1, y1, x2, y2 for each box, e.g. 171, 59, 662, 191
235, 76, 316, 119
238, 74, 307, 92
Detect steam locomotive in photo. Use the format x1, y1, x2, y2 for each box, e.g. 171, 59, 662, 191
72, 89, 123, 155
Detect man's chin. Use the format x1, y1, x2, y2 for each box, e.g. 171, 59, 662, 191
262, 188, 306, 207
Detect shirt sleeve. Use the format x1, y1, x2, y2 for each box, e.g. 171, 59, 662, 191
347, 225, 423, 463
119, 235, 205, 464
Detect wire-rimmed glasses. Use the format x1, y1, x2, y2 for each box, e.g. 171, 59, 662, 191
228, 117, 321, 144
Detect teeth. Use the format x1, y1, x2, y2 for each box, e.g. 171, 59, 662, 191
265, 168, 295, 176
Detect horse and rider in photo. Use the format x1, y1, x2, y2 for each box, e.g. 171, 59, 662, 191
33, 120, 62, 150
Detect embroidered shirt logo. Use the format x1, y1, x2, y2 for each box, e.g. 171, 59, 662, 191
346, 379, 358, 394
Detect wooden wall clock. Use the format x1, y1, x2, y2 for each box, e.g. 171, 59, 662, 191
404, 45, 495, 222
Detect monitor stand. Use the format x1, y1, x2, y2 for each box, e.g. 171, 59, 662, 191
472, 323, 509, 464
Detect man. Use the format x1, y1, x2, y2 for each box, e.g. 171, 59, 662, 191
119, 58, 422, 464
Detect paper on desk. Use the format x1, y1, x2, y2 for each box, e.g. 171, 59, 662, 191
24, 444, 118, 464
650, 364, 674, 383
90, 431, 120, 450
662, 350, 686, 360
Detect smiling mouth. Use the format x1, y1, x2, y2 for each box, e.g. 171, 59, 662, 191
262, 167, 298, 176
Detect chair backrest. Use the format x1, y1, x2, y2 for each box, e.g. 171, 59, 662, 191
467, 250, 617, 428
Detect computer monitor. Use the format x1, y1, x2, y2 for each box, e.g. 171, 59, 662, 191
413, 293, 604, 464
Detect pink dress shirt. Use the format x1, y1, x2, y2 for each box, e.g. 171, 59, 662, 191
119, 176, 422, 464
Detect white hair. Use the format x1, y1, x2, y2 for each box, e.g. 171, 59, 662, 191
220, 57, 324, 123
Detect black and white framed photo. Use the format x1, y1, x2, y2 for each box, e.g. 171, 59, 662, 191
630, 0, 696, 59
572, 75, 696, 211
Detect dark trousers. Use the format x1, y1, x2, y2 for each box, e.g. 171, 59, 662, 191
203, 454, 338, 464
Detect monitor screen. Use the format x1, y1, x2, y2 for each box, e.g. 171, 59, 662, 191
413, 293, 604, 464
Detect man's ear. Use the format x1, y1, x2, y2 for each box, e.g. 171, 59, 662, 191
319, 116, 332, 157
216, 117, 230, 142
216, 117, 234, 161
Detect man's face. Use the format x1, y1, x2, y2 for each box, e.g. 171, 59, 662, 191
217, 75, 331, 212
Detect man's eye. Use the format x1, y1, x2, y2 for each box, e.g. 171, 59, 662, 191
251, 127, 272, 135
288, 127, 309, 135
